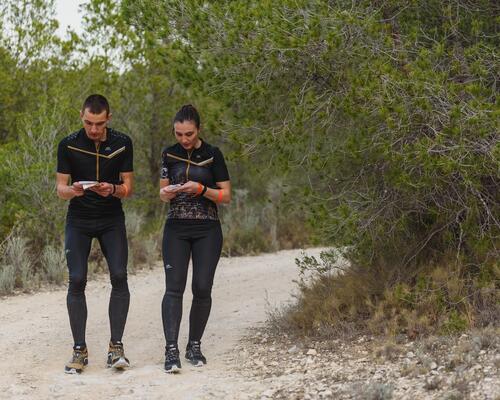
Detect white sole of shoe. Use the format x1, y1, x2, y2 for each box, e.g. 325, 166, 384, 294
111, 357, 130, 369
186, 358, 205, 367
165, 365, 181, 374
64, 367, 81, 374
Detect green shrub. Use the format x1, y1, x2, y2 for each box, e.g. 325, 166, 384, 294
221, 188, 312, 256
283, 249, 499, 338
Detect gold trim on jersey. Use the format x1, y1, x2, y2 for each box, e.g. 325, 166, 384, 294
67, 145, 126, 159
166, 152, 214, 167
68, 145, 126, 181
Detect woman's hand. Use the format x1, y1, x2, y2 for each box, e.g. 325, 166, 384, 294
177, 180, 202, 196
160, 185, 180, 202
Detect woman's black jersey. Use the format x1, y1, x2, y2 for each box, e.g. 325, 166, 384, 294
57, 128, 133, 218
160, 140, 229, 221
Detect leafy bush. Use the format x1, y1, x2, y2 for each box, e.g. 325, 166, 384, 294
123, 0, 499, 336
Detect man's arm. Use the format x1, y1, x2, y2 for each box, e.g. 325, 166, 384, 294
114, 172, 133, 199
56, 173, 84, 200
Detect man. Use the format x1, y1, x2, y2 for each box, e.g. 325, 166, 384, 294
56, 94, 133, 374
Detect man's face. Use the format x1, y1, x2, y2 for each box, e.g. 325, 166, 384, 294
174, 120, 200, 150
81, 108, 110, 141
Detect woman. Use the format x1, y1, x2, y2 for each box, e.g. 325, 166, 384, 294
159, 104, 231, 373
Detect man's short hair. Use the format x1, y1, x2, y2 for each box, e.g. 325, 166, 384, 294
82, 94, 110, 115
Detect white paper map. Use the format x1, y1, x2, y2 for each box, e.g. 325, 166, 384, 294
79, 181, 99, 190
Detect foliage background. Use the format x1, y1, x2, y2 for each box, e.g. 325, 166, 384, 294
0, 0, 498, 336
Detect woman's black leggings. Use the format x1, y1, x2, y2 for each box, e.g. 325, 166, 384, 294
65, 215, 130, 347
161, 220, 223, 345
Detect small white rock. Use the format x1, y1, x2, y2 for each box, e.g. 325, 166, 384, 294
307, 349, 317, 356
261, 389, 275, 398
288, 345, 298, 353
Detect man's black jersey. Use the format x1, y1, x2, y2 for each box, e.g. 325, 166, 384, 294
161, 140, 229, 221
57, 128, 133, 218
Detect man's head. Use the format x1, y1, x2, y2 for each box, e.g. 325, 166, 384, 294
80, 94, 112, 142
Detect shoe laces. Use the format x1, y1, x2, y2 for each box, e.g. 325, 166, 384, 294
71, 348, 86, 363
109, 342, 124, 358
189, 341, 203, 358
165, 345, 179, 362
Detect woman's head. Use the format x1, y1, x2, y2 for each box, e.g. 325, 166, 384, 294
174, 104, 200, 129
173, 104, 202, 150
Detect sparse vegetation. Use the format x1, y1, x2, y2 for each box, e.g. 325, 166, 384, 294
277, 250, 499, 338
41, 244, 66, 285
0, 234, 36, 293
356, 383, 393, 400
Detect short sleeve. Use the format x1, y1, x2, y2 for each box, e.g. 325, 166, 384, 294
121, 137, 133, 172
160, 149, 169, 179
57, 140, 71, 174
212, 147, 230, 182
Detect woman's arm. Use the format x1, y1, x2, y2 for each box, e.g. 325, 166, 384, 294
204, 180, 231, 204
177, 180, 231, 204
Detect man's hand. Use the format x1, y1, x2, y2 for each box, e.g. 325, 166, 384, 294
71, 182, 85, 197
89, 182, 114, 197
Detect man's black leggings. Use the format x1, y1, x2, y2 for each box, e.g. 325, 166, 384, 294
162, 220, 223, 345
65, 215, 130, 347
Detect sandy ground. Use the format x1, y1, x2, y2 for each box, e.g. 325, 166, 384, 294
0, 248, 321, 400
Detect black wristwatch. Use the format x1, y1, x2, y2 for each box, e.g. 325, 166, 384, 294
200, 185, 208, 196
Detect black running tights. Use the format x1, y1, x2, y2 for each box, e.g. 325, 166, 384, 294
161, 221, 223, 346
65, 215, 130, 347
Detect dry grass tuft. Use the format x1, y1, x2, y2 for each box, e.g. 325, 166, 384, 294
273, 249, 499, 339
355, 382, 393, 400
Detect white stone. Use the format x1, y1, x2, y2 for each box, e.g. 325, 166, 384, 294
307, 349, 317, 356
288, 345, 298, 353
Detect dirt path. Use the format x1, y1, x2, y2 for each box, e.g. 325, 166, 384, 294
0, 248, 321, 400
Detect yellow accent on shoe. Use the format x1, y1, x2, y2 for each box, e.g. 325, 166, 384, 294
64, 347, 88, 374
107, 341, 130, 369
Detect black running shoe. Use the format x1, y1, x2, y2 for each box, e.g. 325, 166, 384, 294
185, 340, 207, 366
164, 344, 181, 373
107, 341, 130, 369
64, 345, 88, 374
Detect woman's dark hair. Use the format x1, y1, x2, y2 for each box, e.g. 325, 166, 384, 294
173, 104, 201, 129
82, 94, 110, 115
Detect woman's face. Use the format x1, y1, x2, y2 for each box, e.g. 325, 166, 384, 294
173, 120, 200, 151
